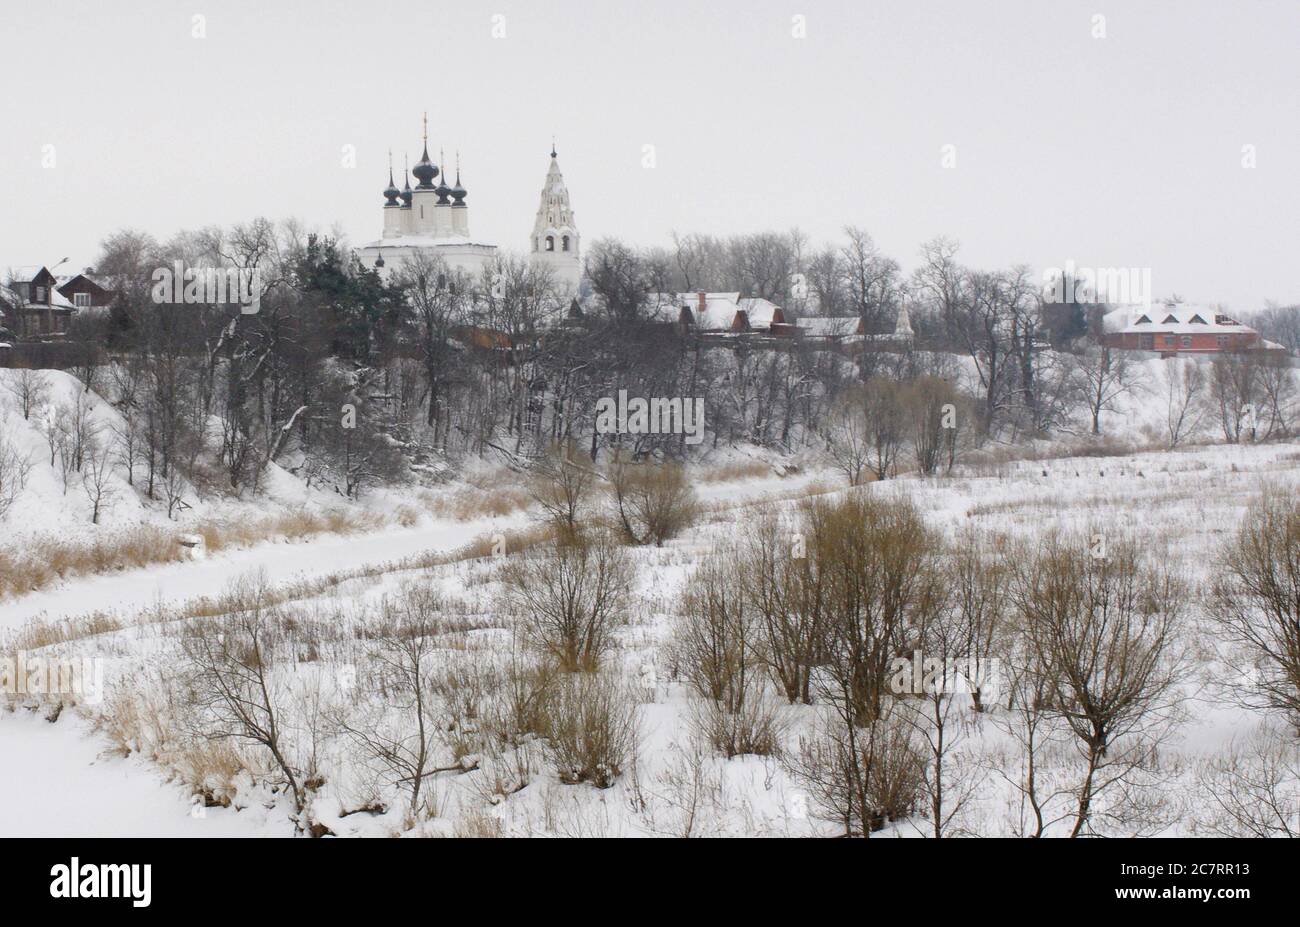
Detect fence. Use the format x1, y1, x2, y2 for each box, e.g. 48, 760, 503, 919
0, 341, 102, 370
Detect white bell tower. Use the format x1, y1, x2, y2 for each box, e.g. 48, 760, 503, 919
530, 143, 581, 295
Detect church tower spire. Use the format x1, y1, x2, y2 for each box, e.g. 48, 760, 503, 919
411, 112, 438, 189
530, 143, 581, 294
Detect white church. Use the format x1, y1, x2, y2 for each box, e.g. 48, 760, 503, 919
357, 117, 582, 295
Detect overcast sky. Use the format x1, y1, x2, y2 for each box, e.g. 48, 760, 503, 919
3, 0, 1297, 311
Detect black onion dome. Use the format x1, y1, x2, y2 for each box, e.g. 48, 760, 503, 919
412, 144, 438, 188
383, 167, 400, 206
452, 157, 467, 204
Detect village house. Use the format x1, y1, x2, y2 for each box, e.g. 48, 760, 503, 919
1100, 304, 1285, 357
1, 265, 78, 339
56, 270, 117, 312
794, 305, 915, 348
649, 292, 790, 334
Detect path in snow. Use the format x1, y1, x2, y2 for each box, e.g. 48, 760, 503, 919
0, 711, 286, 837
0, 513, 526, 634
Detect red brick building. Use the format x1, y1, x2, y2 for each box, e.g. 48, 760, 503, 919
1100, 305, 1280, 357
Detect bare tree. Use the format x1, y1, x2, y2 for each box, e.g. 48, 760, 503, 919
180, 576, 308, 830
1210, 493, 1300, 728
1255, 356, 1298, 439
675, 545, 786, 757
823, 386, 870, 486
1015, 533, 1185, 836
1196, 723, 1300, 837
542, 671, 641, 788
841, 226, 903, 336
4, 368, 49, 421
811, 492, 939, 727
608, 458, 697, 547
527, 441, 596, 538
902, 375, 961, 476
1210, 353, 1260, 443
0, 422, 33, 520
862, 376, 906, 480
786, 699, 925, 836
80, 437, 116, 524
499, 528, 633, 672
1164, 360, 1207, 448
743, 509, 823, 704
335, 586, 464, 824
1073, 346, 1139, 436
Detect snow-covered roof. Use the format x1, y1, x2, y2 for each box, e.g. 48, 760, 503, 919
647, 292, 743, 329
360, 236, 496, 249
0, 277, 77, 310
57, 272, 112, 290
795, 316, 857, 337
4, 265, 51, 284
738, 297, 782, 327
1103, 304, 1257, 335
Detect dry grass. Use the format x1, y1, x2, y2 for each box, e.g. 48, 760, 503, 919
450, 808, 505, 838
418, 482, 533, 521
0, 527, 178, 599
694, 459, 777, 483
199, 509, 386, 554
8, 610, 124, 651
4, 522, 560, 654
0, 509, 396, 602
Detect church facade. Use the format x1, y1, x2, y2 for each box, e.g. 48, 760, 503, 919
357, 118, 582, 296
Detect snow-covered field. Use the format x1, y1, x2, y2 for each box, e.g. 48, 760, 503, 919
4, 430, 1298, 837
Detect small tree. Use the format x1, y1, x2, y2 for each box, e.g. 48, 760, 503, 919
499, 528, 633, 671
824, 386, 870, 486
862, 376, 905, 480
528, 441, 595, 538
1073, 346, 1139, 436
787, 700, 926, 836
743, 509, 823, 705
543, 671, 641, 788
1210, 493, 1300, 729
336, 586, 461, 824
80, 438, 116, 524
902, 375, 961, 477
4, 368, 50, 421
1164, 360, 1206, 448
1016, 533, 1185, 836
608, 458, 697, 547
675, 545, 786, 757
0, 422, 33, 520
180, 577, 308, 830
